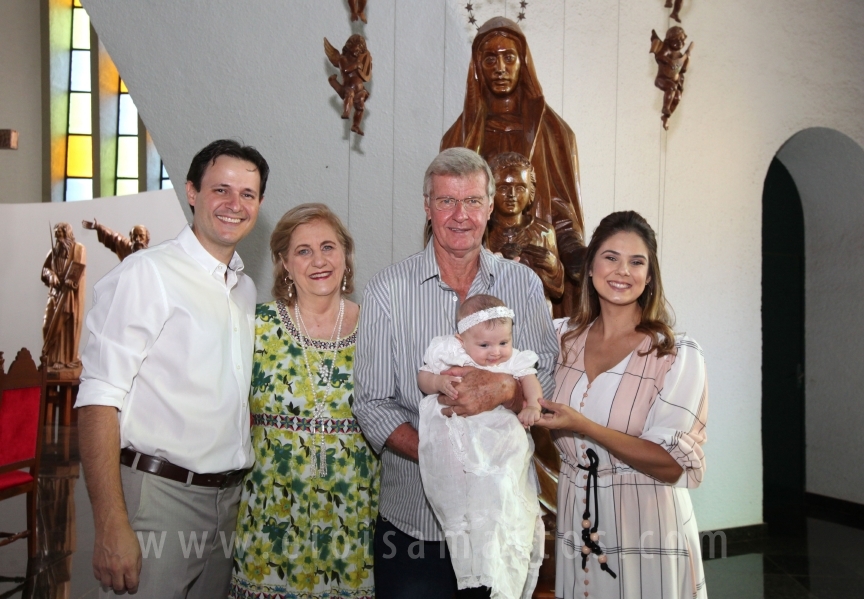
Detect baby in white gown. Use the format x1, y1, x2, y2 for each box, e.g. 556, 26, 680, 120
417, 294, 545, 599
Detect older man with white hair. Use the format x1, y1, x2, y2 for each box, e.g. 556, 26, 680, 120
354, 147, 557, 598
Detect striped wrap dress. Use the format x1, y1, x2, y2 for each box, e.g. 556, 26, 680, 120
551, 319, 709, 599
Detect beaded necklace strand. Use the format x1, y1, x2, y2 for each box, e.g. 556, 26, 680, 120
294, 298, 345, 477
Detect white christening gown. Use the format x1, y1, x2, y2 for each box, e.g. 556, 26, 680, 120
418, 335, 545, 599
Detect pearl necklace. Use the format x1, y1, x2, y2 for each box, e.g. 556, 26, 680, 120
294, 298, 345, 477
295, 299, 344, 477
295, 300, 342, 383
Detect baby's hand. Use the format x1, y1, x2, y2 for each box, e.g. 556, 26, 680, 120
437, 375, 462, 400
518, 404, 542, 428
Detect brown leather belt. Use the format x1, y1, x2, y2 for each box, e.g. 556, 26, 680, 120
120, 448, 249, 489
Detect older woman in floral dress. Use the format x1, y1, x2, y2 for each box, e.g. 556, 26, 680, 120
230, 203, 378, 599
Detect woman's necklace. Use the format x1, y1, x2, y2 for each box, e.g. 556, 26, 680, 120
294, 298, 345, 477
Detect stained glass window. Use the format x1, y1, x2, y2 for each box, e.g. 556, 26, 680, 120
64, 0, 93, 201
114, 78, 139, 194
67, 93, 91, 134
54, 0, 166, 202
161, 162, 174, 190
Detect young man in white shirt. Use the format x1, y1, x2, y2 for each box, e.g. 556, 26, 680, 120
76, 139, 268, 598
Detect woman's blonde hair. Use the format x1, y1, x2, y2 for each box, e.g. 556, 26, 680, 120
562, 211, 675, 361
270, 203, 355, 305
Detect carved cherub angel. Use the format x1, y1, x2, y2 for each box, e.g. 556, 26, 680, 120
664, 0, 684, 23
650, 26, 693, 130
324, 34, 372, 136
348, 0, 367, 23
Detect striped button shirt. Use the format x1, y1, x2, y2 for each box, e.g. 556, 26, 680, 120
354, 241, 558, 540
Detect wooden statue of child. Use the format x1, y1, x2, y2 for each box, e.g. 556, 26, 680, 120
487, 152, 564, 302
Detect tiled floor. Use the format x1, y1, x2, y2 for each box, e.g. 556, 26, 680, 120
703, 517, 864, 598
1, 426, 862, 598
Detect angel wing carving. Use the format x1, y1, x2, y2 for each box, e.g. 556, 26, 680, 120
324, 37, 341, 67
650, 30, 664, 55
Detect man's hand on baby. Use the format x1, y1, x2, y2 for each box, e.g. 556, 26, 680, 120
518, 404, 543, 428
437, 367, 518, 417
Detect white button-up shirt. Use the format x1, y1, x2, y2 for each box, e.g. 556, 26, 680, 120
77, 225, 255, 473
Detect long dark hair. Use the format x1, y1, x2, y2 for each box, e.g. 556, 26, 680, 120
561, 211, 676, 360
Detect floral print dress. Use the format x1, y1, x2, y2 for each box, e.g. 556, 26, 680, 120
231, 301, 379, 599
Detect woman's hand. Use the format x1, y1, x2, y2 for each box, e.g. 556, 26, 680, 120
533, 398, 592, 434
535, 399, 684, 484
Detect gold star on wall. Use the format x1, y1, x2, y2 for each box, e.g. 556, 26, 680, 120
465, 1, 528, 29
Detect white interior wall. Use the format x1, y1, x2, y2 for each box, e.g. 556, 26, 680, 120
777, 128, 864, 506
71, 0, 864, 530
78, 1, 471, 303
0, 190, 188, 360
0, 0, 43, 204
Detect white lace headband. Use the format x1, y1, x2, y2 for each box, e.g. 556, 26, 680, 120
457, 306, 515, 334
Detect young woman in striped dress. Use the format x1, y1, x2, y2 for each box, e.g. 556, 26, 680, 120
535, 211, 709, 599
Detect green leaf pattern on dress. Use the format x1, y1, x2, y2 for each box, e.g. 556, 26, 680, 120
231, 302, 379, 599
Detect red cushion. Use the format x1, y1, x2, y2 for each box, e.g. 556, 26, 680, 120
0, 387, 40, 466
0, 470, 33, 492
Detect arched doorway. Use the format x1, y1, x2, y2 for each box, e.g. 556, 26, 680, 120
763, 127, 864, 523
761, 157, 805, 526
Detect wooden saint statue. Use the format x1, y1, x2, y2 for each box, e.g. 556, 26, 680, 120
440, 17, 585, 318
650, 26, 693, 130
348, 0, 367, 23
440, 19, 597, 536
82, 219, 150, 261
665, 0, 684, 23
487, 152, 564, 302
41, 223, 86, 371
324, 34, 372, 135
484, 150, 572, 529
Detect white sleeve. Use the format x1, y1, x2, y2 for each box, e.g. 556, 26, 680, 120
419, 335, 472, 374
640, 336, 709, 489
76, 256, 169, 411
500, 347, 539, 378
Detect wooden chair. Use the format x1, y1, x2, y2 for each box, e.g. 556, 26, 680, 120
0, 348, 48, 558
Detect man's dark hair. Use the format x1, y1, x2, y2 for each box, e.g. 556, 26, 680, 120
186, 139, 270, 197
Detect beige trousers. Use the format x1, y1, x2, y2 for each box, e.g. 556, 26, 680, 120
100, 465, 242, 599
